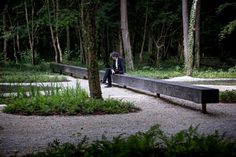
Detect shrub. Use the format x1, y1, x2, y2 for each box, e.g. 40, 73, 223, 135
3, 86, 138, 116
23, 125, 236, 157
220, 90, 236, 103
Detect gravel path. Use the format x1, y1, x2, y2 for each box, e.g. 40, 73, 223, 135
1, 76, 236, 156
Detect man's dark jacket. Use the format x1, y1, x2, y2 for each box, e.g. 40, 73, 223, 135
112, 57, 125, 74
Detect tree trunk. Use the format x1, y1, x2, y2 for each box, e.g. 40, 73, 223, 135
16, 8, 21, 55
139, 6, 148, 63
79, 6, 85, 64
24, 1, 35, 65
148, 29, 153, 54
182, 0, 189, 72
56, 33, 63, 63
2, 4, 7, 61
194, 0, 201, 68
66, 26, 70, 50
81, 0, 102, 99
55, 0, 62, 63
119, 31, 123, 56
79, 29, 85, 64
47, 0, 58, 63
186, 0, 198, 76
121, 0, 134, 71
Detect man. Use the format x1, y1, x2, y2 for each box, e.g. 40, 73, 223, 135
102, 51, 125, 88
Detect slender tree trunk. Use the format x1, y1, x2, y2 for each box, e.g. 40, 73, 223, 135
79, 4, 85, 64
56, 34, 62, 62
2, 5, 7, 61
31, 0, 36, 65
121, 0, 134, 71
66, 26, 70, 50
7, 12, 18, 63
148, 29, 153, 53
194, 0, 201, 68
47, 0, 58, 63
24, 1, 35, 65
81, 0, 102, 99
182, 0, 189, 73
55, 0, 62, 63
186, 0, 198, 76
119, 31, 123, 56
79, 29, 85, 63
16, 9, 21, 55
139, 5, 148, 63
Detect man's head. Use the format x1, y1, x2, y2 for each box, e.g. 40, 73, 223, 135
110, 51, 119, 60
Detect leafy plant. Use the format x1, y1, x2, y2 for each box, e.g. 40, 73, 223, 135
23, 125, 236, 157
220, 90, 236, 103
3, 84, 138, 116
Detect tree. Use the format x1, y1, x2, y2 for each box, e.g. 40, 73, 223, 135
81, 0, 102, 99
194, 0, 201, 68
186, 0, 198, 76
139, 1, 148, 63
2, 4, 7, 61
24, 0, 38, 65
120, 0, 134, 71
46, 0, 62, 63
182, 0, 188, 67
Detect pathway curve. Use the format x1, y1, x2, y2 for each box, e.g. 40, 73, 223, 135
0, 76, 236, 156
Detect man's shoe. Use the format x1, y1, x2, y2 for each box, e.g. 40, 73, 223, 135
104, 85, 112, 88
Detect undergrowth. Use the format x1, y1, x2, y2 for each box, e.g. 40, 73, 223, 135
220, 90, 236, 103
23, 125, 236, 157
3, 84, 138, 115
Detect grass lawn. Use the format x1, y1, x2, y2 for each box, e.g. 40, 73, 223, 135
0, 62, 67, 83
129, 66, 236, 79
0, 72, 67, 83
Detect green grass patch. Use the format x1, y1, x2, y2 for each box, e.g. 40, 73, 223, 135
193, 66, 236, 78
3, 85, 138, 116
0, 62, 50, 72
23, 125, 236, 157
0, 72, 67, 83
220, 90, 236, 103
0, 84, 61, 104
0, 84, 59, 94
0, 62, 68, 83
129, 65, 236, 79
128, 66, 183, 79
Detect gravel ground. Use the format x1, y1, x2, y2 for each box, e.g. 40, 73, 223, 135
0, 76, 236, 156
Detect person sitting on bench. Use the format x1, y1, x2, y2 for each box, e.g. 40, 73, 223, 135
102, 51, 125, 88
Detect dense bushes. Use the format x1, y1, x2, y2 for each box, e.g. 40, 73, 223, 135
24, 125, 236, 157
3, 85, 139, 115
220, 90, 236, 103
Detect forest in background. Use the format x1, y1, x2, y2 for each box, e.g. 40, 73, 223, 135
0, 0, 236, 68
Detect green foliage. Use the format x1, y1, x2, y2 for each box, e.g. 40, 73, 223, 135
193, 67, 236, 78
220, 90, 236, 103
0, 72, 67, 83
219, 20, 236, 41
129, 69, 183, 79
20, 49, 41, 64
216, 3, 236, 14
3, 85, 138, 115
0, 62, 68, 83
131, 62, 236, 79
216, 2, 236, 41
228, 66, 236, 73
164, 125, 236, 157
130, 60, 184, 79
23, 125, 236, 157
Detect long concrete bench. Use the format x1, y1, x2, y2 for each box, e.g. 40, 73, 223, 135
50, 62, 219, 113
